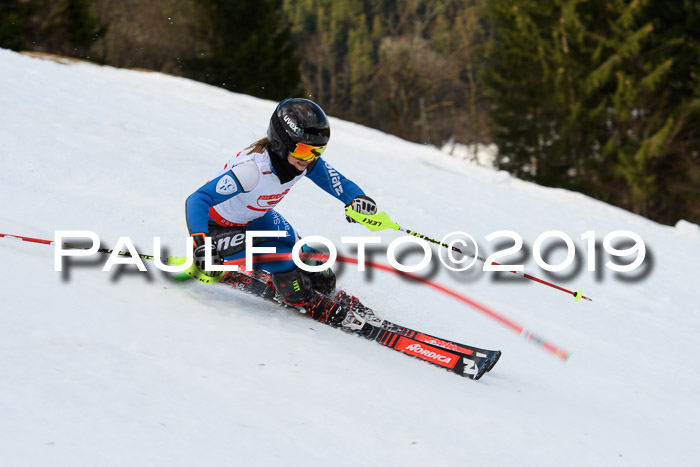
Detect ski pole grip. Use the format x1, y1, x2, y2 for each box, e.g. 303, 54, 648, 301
344, 207, 400, 232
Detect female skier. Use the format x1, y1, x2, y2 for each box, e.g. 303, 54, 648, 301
185, 98, 377, 306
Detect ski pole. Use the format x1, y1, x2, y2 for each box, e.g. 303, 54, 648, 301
344, 207, 592, 302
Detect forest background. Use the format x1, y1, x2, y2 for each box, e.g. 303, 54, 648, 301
1, 0, 698, 225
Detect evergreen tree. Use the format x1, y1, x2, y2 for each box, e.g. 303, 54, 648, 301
0, 0, 106, 60
482, 0, 700, 224
284, 0, 376, 114
432, 0, 491, 149
580, 0, 700, 222
283, 0, 467, 143
186, 0, 301, 100
347, 13, 374, 115
0, 1, 37, 51
481, 0, 575, 185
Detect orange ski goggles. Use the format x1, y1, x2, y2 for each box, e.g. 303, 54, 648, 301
289, 142, 326, 161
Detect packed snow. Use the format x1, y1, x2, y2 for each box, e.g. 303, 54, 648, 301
1, 49, 699, 466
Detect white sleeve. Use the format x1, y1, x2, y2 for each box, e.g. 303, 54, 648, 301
231, 160, 260, 192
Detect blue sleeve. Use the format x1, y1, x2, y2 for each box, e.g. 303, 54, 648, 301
185, 171, 244, 235
306, 158, 364, 205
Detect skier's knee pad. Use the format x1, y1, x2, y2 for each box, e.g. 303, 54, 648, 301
271, 268, 314, 306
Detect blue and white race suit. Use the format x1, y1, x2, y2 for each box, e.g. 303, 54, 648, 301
185, 148, 365, 273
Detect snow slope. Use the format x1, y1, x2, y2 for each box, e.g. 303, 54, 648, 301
1, 49, 699, 466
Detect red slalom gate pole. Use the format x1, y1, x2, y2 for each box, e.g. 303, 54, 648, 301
224, 253, 571, 362
1, 233, 570, 360
0, 233, 162, 262
0, 233, 54, 245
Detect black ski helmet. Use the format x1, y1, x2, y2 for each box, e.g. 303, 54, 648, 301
267, 98, 330, 158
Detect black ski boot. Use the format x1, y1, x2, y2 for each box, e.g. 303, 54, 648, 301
306, 268, 336, 296
271, 268, 314, 306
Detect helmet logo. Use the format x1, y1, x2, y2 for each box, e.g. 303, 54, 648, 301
283, 114, 300, 133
